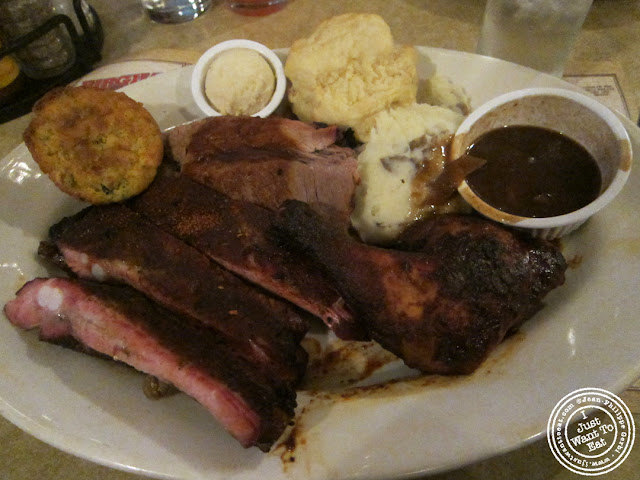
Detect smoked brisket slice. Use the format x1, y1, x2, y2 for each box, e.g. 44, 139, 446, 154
166, 116, 359, 222
182, 147, 358, 222
164, 116, 340, 166
127, 173, 366, 340
40, 204, 309, 386
4, 277, 293, 450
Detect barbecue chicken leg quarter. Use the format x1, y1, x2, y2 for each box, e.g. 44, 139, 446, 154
273, 201, 567, 375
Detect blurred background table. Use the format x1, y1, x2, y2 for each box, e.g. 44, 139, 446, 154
1, 0, 639, 478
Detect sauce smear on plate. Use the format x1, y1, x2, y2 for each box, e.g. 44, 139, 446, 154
466, 125, 602, 217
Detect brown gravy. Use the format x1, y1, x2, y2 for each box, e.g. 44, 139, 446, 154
465, 126, 602, 218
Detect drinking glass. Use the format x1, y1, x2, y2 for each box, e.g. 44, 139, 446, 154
141, 0, 212, 23
477, 0, 593, 77
225, 0, 289, 17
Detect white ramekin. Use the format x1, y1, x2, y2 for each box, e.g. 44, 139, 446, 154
450, 87, 633, 239
190, 39, 286, 118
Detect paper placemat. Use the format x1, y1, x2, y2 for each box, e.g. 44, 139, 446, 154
563, 73, 631, 118
564, 60, 634, 120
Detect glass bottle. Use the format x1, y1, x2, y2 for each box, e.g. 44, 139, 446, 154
52, 0, 97, 35
0, 39, 24, 106
0, 0, 76, 79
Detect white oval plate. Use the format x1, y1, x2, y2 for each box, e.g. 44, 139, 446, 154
1, 47, 639, 480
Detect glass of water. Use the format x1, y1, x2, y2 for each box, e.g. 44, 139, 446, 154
477, 0, 593, 77
141, 0, 212, 23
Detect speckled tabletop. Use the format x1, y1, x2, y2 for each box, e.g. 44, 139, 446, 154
1, 1, 640, 479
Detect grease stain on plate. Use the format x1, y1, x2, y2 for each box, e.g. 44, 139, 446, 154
274, 330, 528, 471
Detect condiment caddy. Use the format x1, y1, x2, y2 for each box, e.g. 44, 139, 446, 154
0, 0, 103, 123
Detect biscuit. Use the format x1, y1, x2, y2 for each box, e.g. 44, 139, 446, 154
284, 13, 418, 137
24, 86, 163, 204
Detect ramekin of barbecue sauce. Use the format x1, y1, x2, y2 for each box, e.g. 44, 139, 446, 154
465, 125, 602, 218
451, 88, 632, 239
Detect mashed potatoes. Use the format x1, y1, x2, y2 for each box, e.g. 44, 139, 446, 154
418, 72, 471, 116
350, 103, 465, 245
205, 48, 275, 116
285, 13, 473, 244
284, 13, 418, 136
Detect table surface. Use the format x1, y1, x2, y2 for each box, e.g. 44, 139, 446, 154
2, 1, 640, 479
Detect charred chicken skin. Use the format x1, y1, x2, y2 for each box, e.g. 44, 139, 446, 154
273, 200, 567, 374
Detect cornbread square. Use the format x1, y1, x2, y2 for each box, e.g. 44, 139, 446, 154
24, 86, 163, 204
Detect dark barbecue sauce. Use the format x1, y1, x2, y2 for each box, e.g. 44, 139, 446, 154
465, 125, 602, 218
